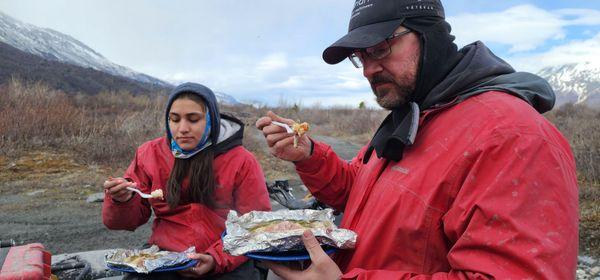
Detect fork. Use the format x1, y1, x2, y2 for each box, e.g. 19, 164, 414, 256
271, 121, 293, 133
126, 187, 154, 199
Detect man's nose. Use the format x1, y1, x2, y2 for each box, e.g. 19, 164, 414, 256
362, 58, 383, 79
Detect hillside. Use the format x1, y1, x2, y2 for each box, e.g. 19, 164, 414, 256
538, 62, 600, 107
0, 41, 169, 95
0, 11, 168, 87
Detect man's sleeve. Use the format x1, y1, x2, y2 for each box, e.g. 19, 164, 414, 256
294, 139, 368, 212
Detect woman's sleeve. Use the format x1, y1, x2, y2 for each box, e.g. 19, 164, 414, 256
205, 149, 271, 274
102, 148, 152, 231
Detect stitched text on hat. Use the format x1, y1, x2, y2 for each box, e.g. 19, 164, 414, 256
352, 0, 374, 19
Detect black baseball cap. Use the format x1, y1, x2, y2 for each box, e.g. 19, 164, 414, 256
323, 0, 445, 64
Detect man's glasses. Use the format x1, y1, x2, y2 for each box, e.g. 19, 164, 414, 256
348, 29, 412, 68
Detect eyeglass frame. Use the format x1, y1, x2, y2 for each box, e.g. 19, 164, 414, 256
348, 29, 412, 68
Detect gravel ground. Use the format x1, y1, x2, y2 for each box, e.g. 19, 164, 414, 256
0, 188, 151, 254
578, 256, 600, 280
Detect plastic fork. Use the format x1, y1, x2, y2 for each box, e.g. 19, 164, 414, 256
271, 121, 293, 133
126, 187, 154, 199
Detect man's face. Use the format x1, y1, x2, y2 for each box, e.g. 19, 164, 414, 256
362, 27, 421, 109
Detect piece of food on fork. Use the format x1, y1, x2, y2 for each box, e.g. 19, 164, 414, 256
291, 121, 309, 148
150, 189, 164, 200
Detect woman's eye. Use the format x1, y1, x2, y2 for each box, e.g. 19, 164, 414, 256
169, 116, 180, 122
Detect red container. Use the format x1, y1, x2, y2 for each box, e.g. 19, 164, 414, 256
0, 243, 52, 280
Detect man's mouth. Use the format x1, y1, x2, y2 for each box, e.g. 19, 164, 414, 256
372, 81, 392, 88
370, 74, 395, 89
372, 82, 394, 96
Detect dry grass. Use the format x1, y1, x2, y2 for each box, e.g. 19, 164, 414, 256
545, 104, 600, 257
1, 79, 599, 257
0, 78, 165, 170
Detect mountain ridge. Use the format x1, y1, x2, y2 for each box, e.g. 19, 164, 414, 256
0, 40, 167, 95
537, 62, 600, 108
0, 11, 169, 87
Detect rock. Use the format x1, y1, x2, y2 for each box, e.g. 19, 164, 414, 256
86, 192, 105, 203
580, 256, 597, 266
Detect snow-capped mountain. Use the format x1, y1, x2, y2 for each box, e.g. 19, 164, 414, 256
0, 11, 169, 87
537, 62, 600, 107
214, 91, 243, 106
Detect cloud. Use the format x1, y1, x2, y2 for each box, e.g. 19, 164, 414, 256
449, 5, 600, 53
257, 53, 288, 72
162, 52, 372, 107
557, 9, 600, 26
449, 5, 566, 52
509, 31, 600, 72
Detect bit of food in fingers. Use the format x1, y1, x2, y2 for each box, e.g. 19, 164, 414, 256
291, 122, 309, 148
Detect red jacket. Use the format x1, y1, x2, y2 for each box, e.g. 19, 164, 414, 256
295, 92, 578, 279
102, 137, 271, 274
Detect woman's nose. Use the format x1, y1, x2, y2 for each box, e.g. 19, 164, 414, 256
178, 121, 190, 133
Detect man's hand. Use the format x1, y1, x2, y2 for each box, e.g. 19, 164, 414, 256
178, 253, 215, 278
255, 111, 312, 162
103, 177, 134, 202
265, 230, 342, 280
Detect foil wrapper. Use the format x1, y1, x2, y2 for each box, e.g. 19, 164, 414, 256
223, 209, 356, 256
105, 245, 195, 274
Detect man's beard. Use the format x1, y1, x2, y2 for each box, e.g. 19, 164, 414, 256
370, 72, 415, 110
369, 49, 419, 110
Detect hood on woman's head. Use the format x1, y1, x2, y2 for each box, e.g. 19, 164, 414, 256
165, 83, 221, 151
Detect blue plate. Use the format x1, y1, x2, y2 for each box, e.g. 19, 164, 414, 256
245, 246, 337, 261
107, 259, 198, 273
222, 231, 337, 262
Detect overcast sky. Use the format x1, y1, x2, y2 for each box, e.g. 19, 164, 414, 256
1, 0, 599, 107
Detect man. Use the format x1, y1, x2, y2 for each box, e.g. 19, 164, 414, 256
256, 0, 578, 279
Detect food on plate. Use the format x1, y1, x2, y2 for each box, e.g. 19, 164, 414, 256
123, 253, 161, 267
251, 220, 333, 234
105, 246, 196, 274
223, 209, 357, 256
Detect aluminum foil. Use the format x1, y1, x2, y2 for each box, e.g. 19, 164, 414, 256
105, 245, 195, 274
223, 209, 356, 256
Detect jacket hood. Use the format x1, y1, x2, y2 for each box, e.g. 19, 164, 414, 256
423, 41, 555, 113
213, 114, 244, 156
365, 38, 556, 163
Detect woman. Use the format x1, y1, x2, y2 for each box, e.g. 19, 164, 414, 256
102, 82, 271, 279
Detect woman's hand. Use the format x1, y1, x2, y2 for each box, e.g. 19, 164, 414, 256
255, 111, 312, 162
103, 177, 134, 202
178, 253, 216, 278
264, 230, 342, 280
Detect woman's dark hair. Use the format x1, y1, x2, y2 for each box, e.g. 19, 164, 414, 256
166, 92, 216, 209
